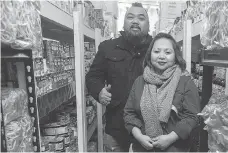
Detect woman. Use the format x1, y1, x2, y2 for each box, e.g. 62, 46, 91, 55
124, 33, 200, 152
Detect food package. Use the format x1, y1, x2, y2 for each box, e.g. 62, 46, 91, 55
1, 0, 43, 54
1, 88, 34, 152
198, 94, 228, 152
12, 1, 43, 50
5, 114, 34, 152
56, 112, 71, 124
208, 130, 228, 152
200, 1, 228, 49
1, 88, 28, 125
1, 1, 17, 44
41, 121, 69, 136
87, 141, 97, 152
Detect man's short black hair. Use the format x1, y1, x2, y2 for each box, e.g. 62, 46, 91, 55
132, 2, 143, 8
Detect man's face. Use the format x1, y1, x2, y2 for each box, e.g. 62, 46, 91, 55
124, 6, 149, 39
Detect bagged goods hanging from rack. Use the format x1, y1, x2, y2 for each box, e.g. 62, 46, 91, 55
1, 88, 28, 125
5, 115, 34, 152
1, 88, 34, 152
1, 1, 17, 44
1, 1, 43, 50
198, 94, 228, 152
200, 1, 228, 50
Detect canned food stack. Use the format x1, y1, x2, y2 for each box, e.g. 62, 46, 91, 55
40, 106, 78, 152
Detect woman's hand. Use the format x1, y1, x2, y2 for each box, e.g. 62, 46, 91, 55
137, 135, 154, 150
132, 127, 154, 150
152, 132, 179, 150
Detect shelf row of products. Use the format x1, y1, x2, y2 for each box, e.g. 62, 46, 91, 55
40, 102, 78, 152
48, 0, 73, 15
171, 1, 228, 50
192, 64, 226, 94
170, 1, 204, 36
34, 39, 75, 77
39, 95, 98, 152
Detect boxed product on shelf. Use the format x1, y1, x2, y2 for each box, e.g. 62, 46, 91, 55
42, 136, 64, 152
41, 136, 50, 152
40, 103, 78, 152
41, 122, 69, 136
56, 112, 71, 124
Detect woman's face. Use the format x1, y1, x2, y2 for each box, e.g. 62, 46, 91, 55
151, 38, 175, 73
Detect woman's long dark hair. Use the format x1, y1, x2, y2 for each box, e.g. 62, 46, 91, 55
143, 32, 186, 71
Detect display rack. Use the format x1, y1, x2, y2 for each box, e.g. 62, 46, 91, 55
1, 44, 42, 152
199, 48, 228, 152
175, 16, 228, 152
73, 2, 108, 152
1, 1, 109, 152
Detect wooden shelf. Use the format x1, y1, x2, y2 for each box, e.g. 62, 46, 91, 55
87, 107, 106, 142
87, 116, 97, 142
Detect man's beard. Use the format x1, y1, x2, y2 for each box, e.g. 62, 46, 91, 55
125, 29, 147, 46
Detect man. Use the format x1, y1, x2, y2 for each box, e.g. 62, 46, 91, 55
86, 2, 152, 152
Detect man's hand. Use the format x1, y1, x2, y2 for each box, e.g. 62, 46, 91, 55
152, 132, 179, 150
98, 84, 112, 106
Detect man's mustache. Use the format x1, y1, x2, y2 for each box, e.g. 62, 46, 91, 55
130, 25, 141, 30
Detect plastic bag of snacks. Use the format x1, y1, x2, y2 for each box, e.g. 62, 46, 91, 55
1, 1, 17, 44
1, 1, 43, 51
198, 94, 228, 152
5, 114, 34, 152
200, 1, 228, 50
1, 88, 28, 125
11, 1, 43, 50
1, 88, 34, 152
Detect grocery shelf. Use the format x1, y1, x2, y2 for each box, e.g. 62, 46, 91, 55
38, 81, 76, 119
41, 1, 96, 42
40, 1, 73, 30
1, 43, 42, 151
175, 19, 202, 42
1, 43, 31, 59
84, 24, 95, 40
192, 20, 202, 38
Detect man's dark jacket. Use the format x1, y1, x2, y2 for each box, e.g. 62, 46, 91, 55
85, 31, 152, 147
